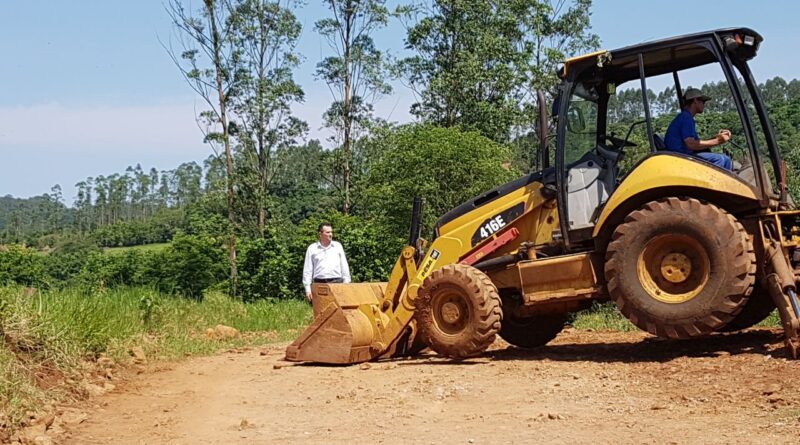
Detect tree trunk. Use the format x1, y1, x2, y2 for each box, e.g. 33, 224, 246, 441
207, 0, 237, 297
342, 6, 352, 215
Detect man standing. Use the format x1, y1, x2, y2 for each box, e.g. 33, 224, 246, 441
302, 223, 351, 301
663, 87, 733, 170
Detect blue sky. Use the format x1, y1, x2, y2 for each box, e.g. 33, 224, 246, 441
1, 0, 799, 200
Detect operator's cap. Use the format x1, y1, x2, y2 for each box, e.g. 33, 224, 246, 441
683, 88, 712, 102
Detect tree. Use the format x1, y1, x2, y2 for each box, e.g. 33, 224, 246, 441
167, 0, 239, 295
399, 1, 524, 141
48, 184, 64, 231
359, 124, 520, 235
268, 139, 336, 223
228, 0, 307, 237
517, 0, 598, 93
316, 0, 393, 214
399, 0, 598, 143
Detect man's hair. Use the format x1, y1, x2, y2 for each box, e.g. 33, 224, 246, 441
318, 223, 332, 232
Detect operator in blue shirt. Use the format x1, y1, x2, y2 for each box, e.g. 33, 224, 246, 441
663, 88, 733, 170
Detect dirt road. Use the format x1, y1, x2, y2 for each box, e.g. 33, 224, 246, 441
62, 328, 799, 445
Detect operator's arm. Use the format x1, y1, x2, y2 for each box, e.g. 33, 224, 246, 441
684, 130, 731, 152
302, 246, 313, 299
339, 243, 352, 284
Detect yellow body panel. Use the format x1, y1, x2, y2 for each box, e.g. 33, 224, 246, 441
563, 50, 609, 76
438, 182, 543, 235
518, 253, 598, 303
593, 155, 758, 237
437, 181, 557, 255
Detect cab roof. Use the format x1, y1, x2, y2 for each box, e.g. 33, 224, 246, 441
563, 28, 763, 84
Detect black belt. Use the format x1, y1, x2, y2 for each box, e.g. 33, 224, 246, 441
313, 277, 343, 284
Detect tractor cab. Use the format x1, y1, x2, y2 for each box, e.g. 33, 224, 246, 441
552, 28, 790, 248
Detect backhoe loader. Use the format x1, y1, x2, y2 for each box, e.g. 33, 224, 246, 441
286, 28, 800, 364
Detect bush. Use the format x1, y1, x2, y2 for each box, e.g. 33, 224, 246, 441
0, 245, 49, 287
75, 250, 152, 292
237, 230, 293, 302
358, 124, 520, 237
155, 234, 227, 300
43, 234, 101, 283
90, 208, 184, 247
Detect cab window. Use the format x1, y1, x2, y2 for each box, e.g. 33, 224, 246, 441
563, 83, 599, 165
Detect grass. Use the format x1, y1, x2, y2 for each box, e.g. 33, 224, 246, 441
572, 302, 638, 332
104, 242, 170, 255
0, 285, 311, 429
571, 301, 781, 331
757, 309, 782, 327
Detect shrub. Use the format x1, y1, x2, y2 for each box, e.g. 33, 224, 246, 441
155, 234, 227, 300
237, 230, 293, 302
358, 124, 520, 238
0, 245, 49, 287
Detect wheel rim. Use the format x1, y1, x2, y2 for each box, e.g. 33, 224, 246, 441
637, 234, 710, 304
431, 285, 471, 335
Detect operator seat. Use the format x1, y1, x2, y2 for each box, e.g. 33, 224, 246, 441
566, 146, 618, 231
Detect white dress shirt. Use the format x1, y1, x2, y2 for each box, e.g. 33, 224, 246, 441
302, 240, 352, 293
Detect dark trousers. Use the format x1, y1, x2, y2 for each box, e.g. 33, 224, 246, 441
313, 277, 344, 284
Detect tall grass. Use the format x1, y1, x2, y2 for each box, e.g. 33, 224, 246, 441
0, 285, 311, 428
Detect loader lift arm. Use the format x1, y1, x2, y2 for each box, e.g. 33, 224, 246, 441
286, 196, 534, 364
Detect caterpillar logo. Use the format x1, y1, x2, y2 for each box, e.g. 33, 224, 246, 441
418, 249, 440, 280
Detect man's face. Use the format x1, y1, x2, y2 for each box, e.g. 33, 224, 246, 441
319, 226, 333, 244
694, 98, 706, 114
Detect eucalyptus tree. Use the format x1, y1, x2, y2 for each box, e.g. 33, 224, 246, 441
74, 179, 94, 232
48, 185, 64, 232
399, 0, 598, 144
515, 0, 598, 93
148, 167, 160, 206
315, 0, 393, 214
513, 0, 598, 159
228, 0, 307, 237
94, 175, 109, 226
398, 1, 527, 142
167, 0, 241, 292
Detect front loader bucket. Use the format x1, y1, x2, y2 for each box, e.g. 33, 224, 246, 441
285, 283, 387, 364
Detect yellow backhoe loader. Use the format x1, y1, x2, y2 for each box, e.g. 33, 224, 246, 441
286, 28, 800, 364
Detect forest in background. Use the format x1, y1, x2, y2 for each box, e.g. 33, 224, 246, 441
2, 0, 799, 301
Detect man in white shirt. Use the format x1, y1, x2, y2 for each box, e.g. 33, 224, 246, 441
302, 223, 352, 301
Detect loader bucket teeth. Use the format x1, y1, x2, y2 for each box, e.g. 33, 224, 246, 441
285, 283, 387, 364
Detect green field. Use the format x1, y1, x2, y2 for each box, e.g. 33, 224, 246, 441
104, 242, 171, 255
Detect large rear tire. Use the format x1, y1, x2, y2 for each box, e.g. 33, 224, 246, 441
604, 197, 756, 338
721, 282, 776, 331
417, 264, 502, 358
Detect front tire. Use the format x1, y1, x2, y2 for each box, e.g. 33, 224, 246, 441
604, 197, 756, 338
417, 264, 502, 358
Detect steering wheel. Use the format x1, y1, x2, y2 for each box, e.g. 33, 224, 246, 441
603, 119, 647, 151
602, 134, 636, 150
